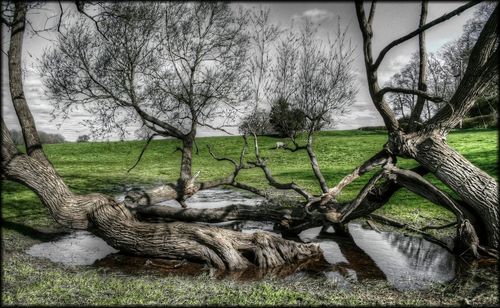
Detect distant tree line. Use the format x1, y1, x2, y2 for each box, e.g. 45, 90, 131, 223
9, 129, 65, 145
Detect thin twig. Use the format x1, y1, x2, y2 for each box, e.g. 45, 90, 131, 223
57, 1, 63, 33
379, 86, 444, 104
75, 1, 109, 40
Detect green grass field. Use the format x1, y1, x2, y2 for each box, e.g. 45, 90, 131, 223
2, 129, 498, 305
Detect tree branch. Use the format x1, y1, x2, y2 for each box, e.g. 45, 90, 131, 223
201, 140, 264, 196
383, 164, 483, 256
407, 0, 428, 132
8, 2, 51, 167
372, 1, 478, 70
57, 1, 64, 33
131, 104, 185, 139
319, 149, 392, 206
338, 170, 386, 222
384, 164, 465, 218
283, 136, 307, 152
135, 203, 299, 224
368, 1, 376, 26
305, 132, 329, 193
420, 221, 457, 231
379, 87, 444, 103
354, 1, 400, 132
249, 134, 313, 201
74, 1, 108, 40
127, 134, 159, 173
1, 15, 12, 27
207, 144, 239, 168
1, 119, 20, 165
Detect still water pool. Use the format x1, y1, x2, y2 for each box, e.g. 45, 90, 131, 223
26, 188, 462, 290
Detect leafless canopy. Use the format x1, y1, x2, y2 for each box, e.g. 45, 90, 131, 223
41, 2, 250, 140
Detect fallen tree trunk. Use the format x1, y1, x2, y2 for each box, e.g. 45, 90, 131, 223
3, 147, 322, 270
135, 203, 299, 223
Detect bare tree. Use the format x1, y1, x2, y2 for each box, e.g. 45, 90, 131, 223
385, 53, 444, 123
246, 6, 280, 112
41, 2, 254, 205
210, 17, 358, 222
384, 55, 420, 120
270, 28, 300, 104
271, 18, 357, 194
238, 108, 273, 136
2, 1, 321, 270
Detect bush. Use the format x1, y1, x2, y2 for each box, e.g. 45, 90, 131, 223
460, 114, 497, 129
269, 98, 307, 138
357, 126, 387, 131
77, 134, 91, 143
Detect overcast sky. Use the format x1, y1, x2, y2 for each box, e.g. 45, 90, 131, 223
1, 2, 476, 141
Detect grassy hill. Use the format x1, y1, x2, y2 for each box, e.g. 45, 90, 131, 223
3, 129, 497, 225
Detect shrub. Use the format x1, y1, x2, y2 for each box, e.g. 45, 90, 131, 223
269, 98, 307, 138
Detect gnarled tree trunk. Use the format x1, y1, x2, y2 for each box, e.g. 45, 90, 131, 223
411, 135, 498, 247
351, 1, 499, 255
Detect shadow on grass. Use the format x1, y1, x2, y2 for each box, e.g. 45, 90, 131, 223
2, 220, 69, 241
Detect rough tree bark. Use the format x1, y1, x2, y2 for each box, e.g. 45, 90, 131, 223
7, 1, 51, 167
1, 1, 322, 271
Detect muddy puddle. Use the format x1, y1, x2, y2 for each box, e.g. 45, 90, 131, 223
25, 188, 482, 290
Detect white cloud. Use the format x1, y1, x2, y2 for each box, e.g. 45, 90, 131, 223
292, 8, 335, 25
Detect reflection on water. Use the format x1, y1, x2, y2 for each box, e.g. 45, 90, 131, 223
350, 224, 456, 290
94, 252, 329, 281
297, 224, 456, 290
157, 188, 265, 209
27, 188, 467, 290
26, 231, 118, 266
